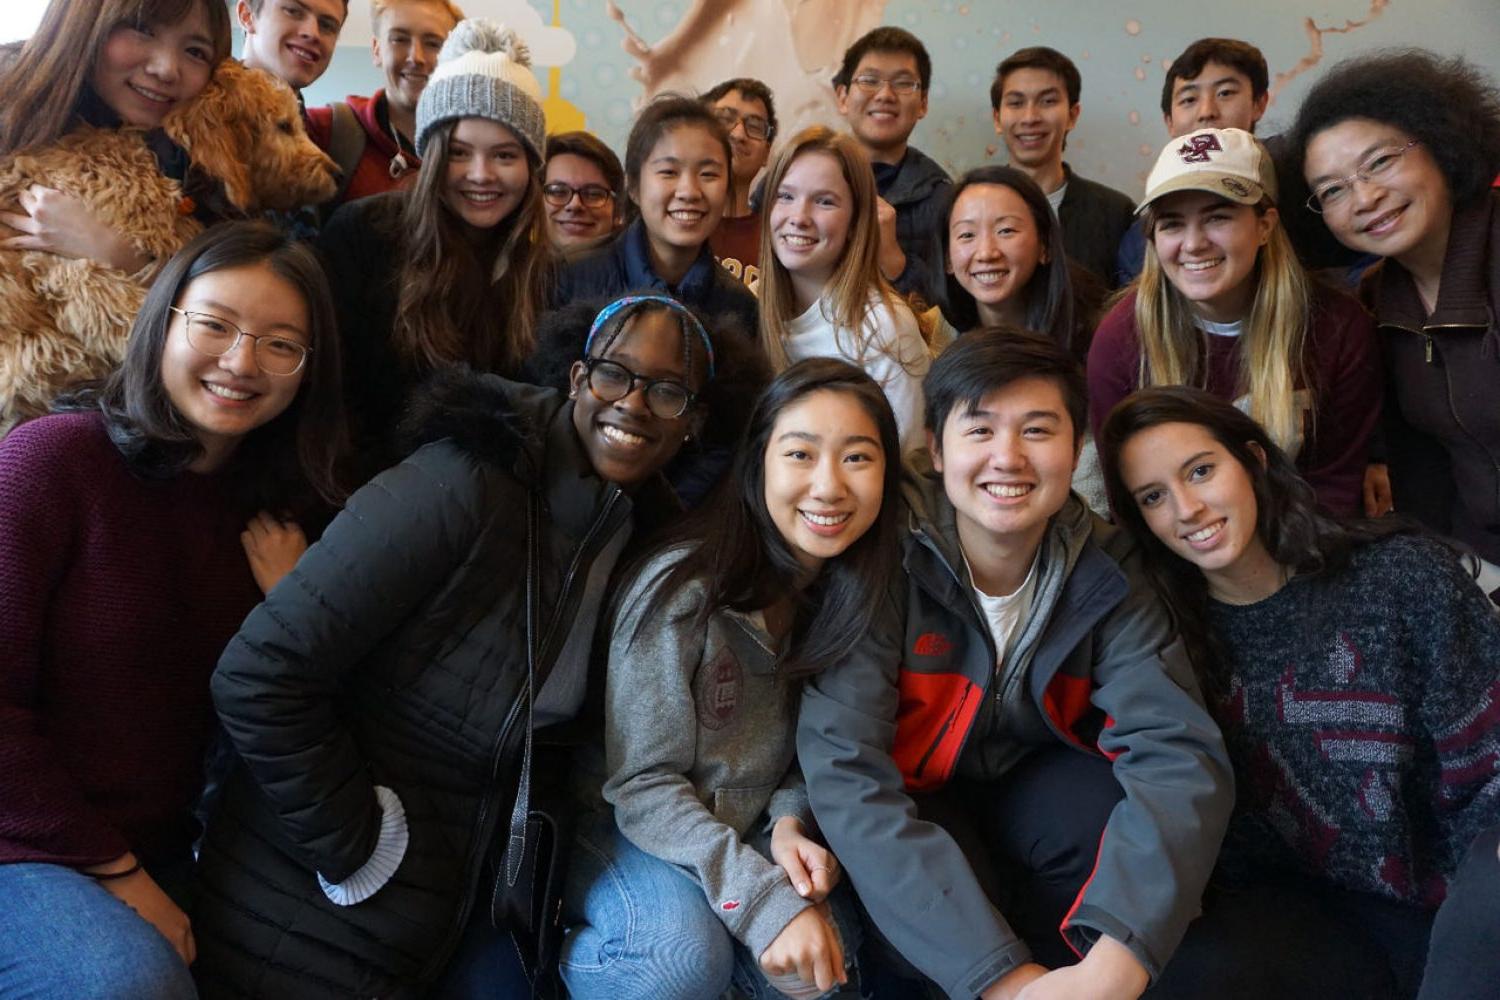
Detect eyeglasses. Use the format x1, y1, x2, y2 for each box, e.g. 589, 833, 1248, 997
581, 357, 695, 419
849, 73, 922, 95
712, 106, 774, 141
543, 182, 615, 209
169, 307, 311, 376
1306, 139, 1420, 214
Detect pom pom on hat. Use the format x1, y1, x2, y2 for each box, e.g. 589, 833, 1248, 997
415, 18, 547, 162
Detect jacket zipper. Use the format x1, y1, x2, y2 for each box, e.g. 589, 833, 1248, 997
418, 487, 624, 983
1384, 319, 1500, 522
913, 684, 970, 781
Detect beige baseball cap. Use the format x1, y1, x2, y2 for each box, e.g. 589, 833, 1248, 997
1137, 127, 1278, 214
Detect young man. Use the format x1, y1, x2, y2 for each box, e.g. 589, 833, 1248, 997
704, 77, 776, 292
542, 131, 624, 255
237, 0, 348, 94
799, 332, 1233, 1000
304, 0, 462, 207
1116, 38, 1269, 283
833, 26, 952, 306
992, 47, 1134, 288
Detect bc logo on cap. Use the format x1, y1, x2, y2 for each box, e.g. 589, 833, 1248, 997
1177, 134, 1223, 164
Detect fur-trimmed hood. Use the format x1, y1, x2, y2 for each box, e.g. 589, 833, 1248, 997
397, 365, 553, 474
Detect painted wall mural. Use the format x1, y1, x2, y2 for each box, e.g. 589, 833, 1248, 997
283, 0, 1496, 196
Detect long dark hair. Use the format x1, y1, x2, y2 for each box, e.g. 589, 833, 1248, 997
628, 358, 903, 682
55, 221, 348, 517
1098, 385, 1414, 692
0, 0, 232, 156
938, 166, 1079, 354
393, 119, 554, 375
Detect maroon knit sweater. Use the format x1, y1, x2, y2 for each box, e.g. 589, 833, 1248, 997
0, 413, 261, 867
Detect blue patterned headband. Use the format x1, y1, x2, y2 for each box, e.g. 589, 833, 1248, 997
584, 294, 716, 381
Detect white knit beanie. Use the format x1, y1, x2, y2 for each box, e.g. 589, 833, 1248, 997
414, 19, 546, 162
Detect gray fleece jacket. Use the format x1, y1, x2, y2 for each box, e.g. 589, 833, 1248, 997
603, 546, 814, 960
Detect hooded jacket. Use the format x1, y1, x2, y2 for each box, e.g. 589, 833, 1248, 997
305, 90, 419, 206
878, 144, 954, 307
192, 372, 673, 998
1362, 190, 1500, 562
798, 476, 1233, 999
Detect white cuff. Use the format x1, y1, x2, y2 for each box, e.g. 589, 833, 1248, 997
317, 785, 409, 906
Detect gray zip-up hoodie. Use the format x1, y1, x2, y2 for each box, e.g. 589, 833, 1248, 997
603, 547, 814, 961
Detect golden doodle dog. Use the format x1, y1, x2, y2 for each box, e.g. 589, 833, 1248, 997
0, 58, 337, 435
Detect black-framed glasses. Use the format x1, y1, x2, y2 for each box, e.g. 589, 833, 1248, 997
1306, 139, 1420, 215
582, 357, 695, 419
169, 307, 311, 376
543, 182, 615, 209
712, 106, 773, 141
850, 73, 921, 95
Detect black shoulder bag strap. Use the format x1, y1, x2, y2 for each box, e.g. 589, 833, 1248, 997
505, 488, 540, 887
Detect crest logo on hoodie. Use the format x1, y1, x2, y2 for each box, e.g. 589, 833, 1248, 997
696, 649, 742, 730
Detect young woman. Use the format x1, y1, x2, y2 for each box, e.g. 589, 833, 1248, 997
560, 358, 901, 1000
936, 164, 1104, 360
1099, 386, 1500, 1000
0, 220, 346, 997
0, 0, 232, 271
1088, 127, 1381, 518
554, 94, 758, 343
1291, 51, 1500, 561
190, 292, 760, 998
759, 126, 930, 456
317, 17, 552, 478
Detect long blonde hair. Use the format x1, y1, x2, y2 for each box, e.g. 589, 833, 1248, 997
0, 0, 232, 157
1134, 199, 1312, 453
758, 127, 908, 375
392, 120, 553, 373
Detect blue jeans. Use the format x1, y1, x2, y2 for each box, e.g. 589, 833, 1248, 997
0, 861, 197, 999
559, 812, 861, 1000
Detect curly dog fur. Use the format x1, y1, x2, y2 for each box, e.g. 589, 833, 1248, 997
0, 59, 337, 434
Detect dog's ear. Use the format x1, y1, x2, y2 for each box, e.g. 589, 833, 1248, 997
171, 60, 259, 210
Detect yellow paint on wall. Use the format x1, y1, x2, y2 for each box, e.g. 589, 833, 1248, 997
544, 1, 585, 135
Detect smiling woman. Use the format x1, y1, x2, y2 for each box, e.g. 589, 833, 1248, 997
316, 17, 552, 480
0, 220, 345, 998
0, 0, 232, 270
1088, 126, 1382, 518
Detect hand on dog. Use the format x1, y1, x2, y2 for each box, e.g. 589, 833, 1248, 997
242, 511, 308, 595
0, 184, 151, 273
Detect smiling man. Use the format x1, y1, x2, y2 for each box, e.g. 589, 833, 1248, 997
704, 77, 777, 291
799, 330, 1232, 1000
833, 26, 952, 306
993, 47, 1134, 288
305, 0, 463, 207
237, 0, 348, 95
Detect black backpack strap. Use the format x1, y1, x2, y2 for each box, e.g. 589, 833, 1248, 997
327, 101, 366, 205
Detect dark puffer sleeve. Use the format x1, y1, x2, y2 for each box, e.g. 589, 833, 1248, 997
210, 442, 488, 882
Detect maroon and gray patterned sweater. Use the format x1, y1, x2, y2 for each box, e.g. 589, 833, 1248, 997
0, 413, 261, 868
1207, 533, 1500, 908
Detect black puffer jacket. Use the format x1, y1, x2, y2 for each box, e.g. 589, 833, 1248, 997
192, 371, 671, 997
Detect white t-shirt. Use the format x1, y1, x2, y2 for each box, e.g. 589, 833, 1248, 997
1195, 316, 1244, 338
1046, 182, 1068, 214
783, 292, 932, 456
966, 550, 1041, 669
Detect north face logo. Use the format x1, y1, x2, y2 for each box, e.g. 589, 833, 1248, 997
914, 632, 952, 656
1178, 133, 1223, 163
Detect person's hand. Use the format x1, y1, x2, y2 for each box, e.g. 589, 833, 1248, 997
1014, 936, 1148, 1000
875, 195, 906, 281
241, 511, 308, 594
1363, 463, 1394, 517
86, 853, 195, 965
980, 962, 1049, 1000
0, 185, 152, 272
759, 902, 846, 995
770, 816, 840, 902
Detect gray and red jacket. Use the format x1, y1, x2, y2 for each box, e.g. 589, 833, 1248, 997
798, 475, 1233, 999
